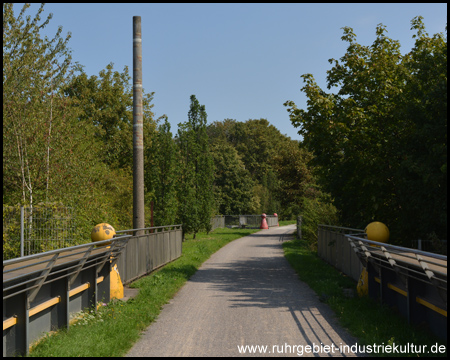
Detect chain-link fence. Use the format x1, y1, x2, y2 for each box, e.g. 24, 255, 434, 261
3, 204, 76, 260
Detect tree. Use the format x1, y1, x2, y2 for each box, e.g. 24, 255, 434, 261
272, 141, 314, 219
285, 17, 447, 243
176, 95, 215, 238
3, 4, 134, 244
146, 116, 179, 226
210, 142, 256, 215
64, 63, 156, 171
208, 118, 314, 216
63, 63, 160, 232
393, 17, 447, 242
3, 3, 75, 208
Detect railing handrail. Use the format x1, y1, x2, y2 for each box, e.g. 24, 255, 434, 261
221, 214, 276, 217
115, 224, 182, 234
2, 235, 132, 266
3, 235, 132, 305
318, 224, 365, 233
346, 233, 448, 261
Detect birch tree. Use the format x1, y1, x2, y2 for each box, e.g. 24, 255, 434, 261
3, 3, 74, 208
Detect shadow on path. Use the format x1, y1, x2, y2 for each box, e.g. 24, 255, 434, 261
186, 230, 361, 357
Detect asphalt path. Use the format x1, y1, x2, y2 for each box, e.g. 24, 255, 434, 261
126, 225, 361, 357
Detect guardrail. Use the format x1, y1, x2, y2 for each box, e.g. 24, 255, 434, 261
3, 235, 131, 356
346, 233, 447, 341
317, 225, 365, 281
115, 225, 183, 285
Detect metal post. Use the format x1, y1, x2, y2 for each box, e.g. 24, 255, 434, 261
20, 206, 24, 257
151, 200, 154, 233
133, 16, 145, 235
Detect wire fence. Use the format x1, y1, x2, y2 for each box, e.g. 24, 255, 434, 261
4, 209, 277, 261
3, 204, 76, 260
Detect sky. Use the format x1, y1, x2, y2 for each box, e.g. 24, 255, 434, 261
13, 3, 447, 141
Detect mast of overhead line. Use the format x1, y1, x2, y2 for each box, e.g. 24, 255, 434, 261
133, 16, 144, 235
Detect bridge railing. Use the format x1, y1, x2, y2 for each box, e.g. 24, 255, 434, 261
115, 225, 183, 285
3, 223, 184, 356
3, 235, 131, 356
211, 214, 278, 230
317, 224, 365, 281
346, 233, 447, 340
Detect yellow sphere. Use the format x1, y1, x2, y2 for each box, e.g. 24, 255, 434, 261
365, 221, 389, 243
91, 223, 116, 245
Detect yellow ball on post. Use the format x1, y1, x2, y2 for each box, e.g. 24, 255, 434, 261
91, 223, 116, 245
365, 221, 389, 243
90, 223, 123, 300
357, 221, 389, 297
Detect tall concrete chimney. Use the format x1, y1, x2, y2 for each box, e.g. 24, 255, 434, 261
133, 16, 144, 234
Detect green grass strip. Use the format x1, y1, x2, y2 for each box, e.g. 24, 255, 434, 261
28, 227, 260, 357
282, 235, 447, 357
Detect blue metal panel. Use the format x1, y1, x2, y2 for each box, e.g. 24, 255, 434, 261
3, 235, 130, 356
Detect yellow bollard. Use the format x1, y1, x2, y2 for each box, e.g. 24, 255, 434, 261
91, 223, 123, 300
357, 222, 389, 297
110, 263, 124, 300
357, 267, 369, 297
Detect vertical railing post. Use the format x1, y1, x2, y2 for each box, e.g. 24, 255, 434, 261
20, 205, 24, 257
297, 215, 302, 239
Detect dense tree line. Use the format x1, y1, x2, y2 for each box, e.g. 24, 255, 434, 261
4, 4, 329, 252
5, 4, 444, 255
285, 17, 447, 245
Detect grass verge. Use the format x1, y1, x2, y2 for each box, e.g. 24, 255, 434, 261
28, 227, 260, 357
282, 235, 447, 357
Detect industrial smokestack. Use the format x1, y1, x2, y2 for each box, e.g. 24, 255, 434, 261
133, 16, 144, 234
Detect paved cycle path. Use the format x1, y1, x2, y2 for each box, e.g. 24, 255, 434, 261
126, 225, 360, 357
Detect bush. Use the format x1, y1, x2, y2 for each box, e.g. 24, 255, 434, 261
301, 194, 339, 251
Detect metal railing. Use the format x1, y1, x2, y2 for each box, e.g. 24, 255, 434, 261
346, 233, 447, 291
115, 225, 183, 284
346, 233, 447, 340
3, 235, 131, 356
411, 238, 447, 255
317, 225, 365, 281
3, 205, 76, 260
210, 216, 225, 231
216, 215, 278, 229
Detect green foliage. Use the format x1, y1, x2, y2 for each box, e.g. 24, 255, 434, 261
272, 141, 314, 219
176, 95, 215, 238
146, 116, 179, 226
60, 62, 157, 237
3, 3, 77, 207
3, 3, 333, 254
210, 142, 256, 214
3, 205, 22, 259
64, 63, 156, 171
301, 191, 339, 250
285, 17, 447, 244
3, 4, 157, 251
208, 119, 282, 214
207, 118, 330, 220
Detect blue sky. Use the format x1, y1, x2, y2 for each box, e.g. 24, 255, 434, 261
13, 3, 447, 141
